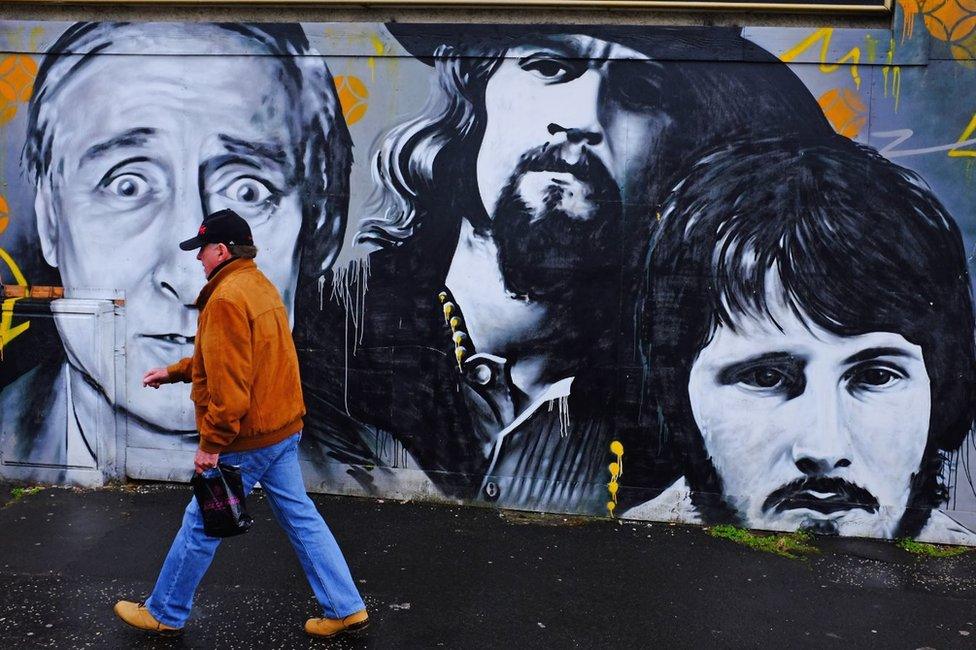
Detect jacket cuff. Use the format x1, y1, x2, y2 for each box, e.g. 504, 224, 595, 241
198, 438, 226, 454
167, 358, 193, 383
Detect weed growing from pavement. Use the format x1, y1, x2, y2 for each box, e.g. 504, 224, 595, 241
7, 486, 44, 505
707, 524, 819, 559
896, 538, 971, 558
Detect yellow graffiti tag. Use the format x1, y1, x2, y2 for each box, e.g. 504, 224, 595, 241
780, 28, 861, 90
949, 112, 976, 158
0, 247, 30, 355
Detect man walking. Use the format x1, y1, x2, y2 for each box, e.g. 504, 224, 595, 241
113, 209, 367, 639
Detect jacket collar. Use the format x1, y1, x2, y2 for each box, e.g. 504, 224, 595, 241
196, 257, 255, 308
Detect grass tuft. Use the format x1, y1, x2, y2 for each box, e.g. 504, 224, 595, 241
896, 538, 970, 558
708, 524, 819, 559
5, 486, 44, 507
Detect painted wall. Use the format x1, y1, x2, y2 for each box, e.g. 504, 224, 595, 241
1, 13, 976, 545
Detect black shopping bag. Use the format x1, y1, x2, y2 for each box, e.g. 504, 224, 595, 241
191, 463, 253, 538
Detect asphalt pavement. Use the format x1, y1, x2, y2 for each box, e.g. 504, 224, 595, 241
0, 483, 973, 649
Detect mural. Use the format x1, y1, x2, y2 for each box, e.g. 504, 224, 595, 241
1, 15, 975, 545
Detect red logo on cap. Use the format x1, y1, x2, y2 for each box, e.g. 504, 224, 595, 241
199, 225, 207, 235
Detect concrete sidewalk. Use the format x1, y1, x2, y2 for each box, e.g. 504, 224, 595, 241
0, 484, 973, 649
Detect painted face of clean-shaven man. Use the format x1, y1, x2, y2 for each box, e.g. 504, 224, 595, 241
35, 25, 305, 432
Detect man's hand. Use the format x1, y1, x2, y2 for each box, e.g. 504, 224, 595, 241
194, 449, 220, 475
143, 367, 171, 389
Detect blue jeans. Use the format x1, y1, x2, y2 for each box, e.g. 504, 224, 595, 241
145, 433, 364, 628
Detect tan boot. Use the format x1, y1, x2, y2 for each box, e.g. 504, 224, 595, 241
305, 609, 369, 638
113, 600, 183, 636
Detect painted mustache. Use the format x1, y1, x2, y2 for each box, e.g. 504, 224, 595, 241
761, 476, 880, 516
513, 145, 616, 192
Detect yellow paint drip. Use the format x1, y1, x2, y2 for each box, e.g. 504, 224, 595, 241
28, 27, 44, 52
607, 440, 625, 517
898, 0, 916, 41
881, 40, 902, 112
367, 33, 388, 82
892, 66, 902, 112
864, 34, 879, 63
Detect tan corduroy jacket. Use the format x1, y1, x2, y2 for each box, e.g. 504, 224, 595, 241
167, 258, 305, 453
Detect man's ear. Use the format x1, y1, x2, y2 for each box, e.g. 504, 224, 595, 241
34, 179, 59, 268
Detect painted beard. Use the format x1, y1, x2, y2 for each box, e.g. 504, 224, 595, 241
491, 146, 622, 302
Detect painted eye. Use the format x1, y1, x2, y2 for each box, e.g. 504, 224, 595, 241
740, 367, 788, 389
519, 57, 581, 82
860, 368, 896, 385
220, 177, 274, 204
847, 365, 905, 390
105, 174, 149, 199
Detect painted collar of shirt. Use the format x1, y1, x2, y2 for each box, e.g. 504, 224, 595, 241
436, 287, 574, 443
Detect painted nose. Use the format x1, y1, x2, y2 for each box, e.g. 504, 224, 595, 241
545, 69, 606, 150
153, 186, 207, 306
547, 122, 602, 147
790, 388, 853, 476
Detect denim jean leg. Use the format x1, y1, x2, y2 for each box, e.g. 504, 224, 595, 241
262, 435, 365, 618
144, 447, 271, 628
144, 496, 220, 628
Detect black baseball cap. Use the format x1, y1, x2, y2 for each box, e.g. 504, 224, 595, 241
179, 209, 254, 251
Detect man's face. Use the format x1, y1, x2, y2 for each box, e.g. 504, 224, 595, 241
477, 35, 672, 299
197, 243, 228, 278
37, 27, 305, 432
686, 292, 931, 538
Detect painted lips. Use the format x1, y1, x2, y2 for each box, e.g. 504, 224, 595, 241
142, 334, 195, 344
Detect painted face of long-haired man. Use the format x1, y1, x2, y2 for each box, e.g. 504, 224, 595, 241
641, 136, 976, 540
480, 36, 666, 299
366, 26, 833, 303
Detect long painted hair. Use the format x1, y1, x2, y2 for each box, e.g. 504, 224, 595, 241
357, 44, 503, 251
